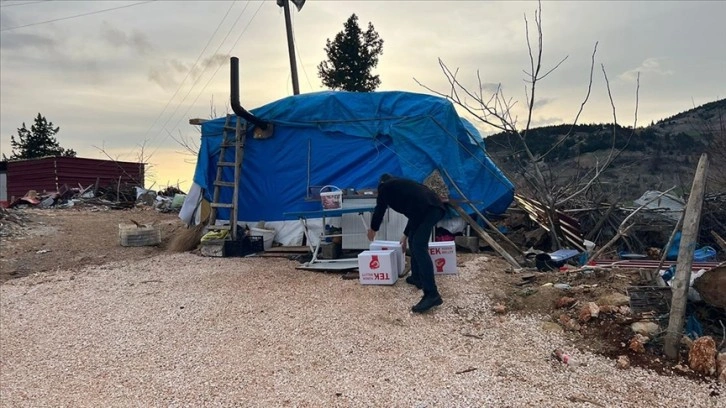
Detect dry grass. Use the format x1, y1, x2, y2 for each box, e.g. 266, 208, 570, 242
167, 223, 206, 252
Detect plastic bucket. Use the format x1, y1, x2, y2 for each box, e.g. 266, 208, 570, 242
320, 185, 342, 210
249, 227, 275, 250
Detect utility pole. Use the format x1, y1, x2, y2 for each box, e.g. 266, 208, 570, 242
279, 0, 300, 95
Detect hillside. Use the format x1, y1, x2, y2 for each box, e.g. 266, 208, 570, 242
484, 99, 726, 201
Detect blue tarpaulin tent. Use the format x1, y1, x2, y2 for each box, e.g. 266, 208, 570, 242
188, 90, 514, 245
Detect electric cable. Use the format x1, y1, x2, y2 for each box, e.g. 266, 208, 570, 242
137, 0, 237, 146
0, 1, 47, 9
149, 0, 265, 158
146, 0, 252, 156
1, 1, 156, 32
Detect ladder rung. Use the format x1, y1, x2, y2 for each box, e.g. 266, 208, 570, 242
220, 142, 238, 148
223, 126, 238, 131
210, 203, 234, 208
207, 225, 232, 231
214, 181, 236, 187
217, 161, 236, 167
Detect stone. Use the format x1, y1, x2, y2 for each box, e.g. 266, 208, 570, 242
542, 321, 565, 334
718, 353, 726, 383
578, 302, 600, 323
631, 321, 660, 337
558, 314, 581, 331
492, 304, 507, 314
598, 305, 615, 314
616, 355, 630, 369
597, 292, 631, 307
628, 334, 648, 354
673, 364, 690, 373
692, 265, 726, 309
688, 336, 717, 376
555, 297, 577, 309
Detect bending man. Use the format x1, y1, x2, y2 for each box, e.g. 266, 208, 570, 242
367, 174, 447, 313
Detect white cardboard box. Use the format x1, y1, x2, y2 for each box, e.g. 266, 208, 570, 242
429, 241, 457, 275
358, 250, 398, 285
369, 240, 405, 277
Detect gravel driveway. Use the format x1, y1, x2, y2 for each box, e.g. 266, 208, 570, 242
1, 254, 722, 407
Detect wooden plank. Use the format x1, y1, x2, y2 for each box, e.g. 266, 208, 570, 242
440, 168, 524, 255
664, 153, 709, 360
710, 230, 726, 252
449, 202, 521, 270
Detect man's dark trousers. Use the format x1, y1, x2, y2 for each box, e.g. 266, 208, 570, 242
409, 207, 445, 297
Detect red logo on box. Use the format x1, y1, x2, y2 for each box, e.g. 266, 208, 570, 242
369, 255, 380, 269
435, 258, 446, 272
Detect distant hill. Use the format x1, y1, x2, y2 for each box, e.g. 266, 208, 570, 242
484, 98, 725, 201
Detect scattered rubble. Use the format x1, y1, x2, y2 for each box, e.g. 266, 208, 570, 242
5, 183, 187, 213
616, 355, 630, 369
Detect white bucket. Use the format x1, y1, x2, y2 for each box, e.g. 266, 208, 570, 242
250, 227, 275, 250
320, 185, 342, 210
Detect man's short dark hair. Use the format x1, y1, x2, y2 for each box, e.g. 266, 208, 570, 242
379, 173, 394, 184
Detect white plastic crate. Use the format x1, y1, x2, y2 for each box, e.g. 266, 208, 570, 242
118, 223, 161, 247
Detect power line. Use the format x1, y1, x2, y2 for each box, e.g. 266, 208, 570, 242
291, 8, 313, 92
138, 0, 238, 146
149, 0, 265, 158
0, 1, 46, 8
1, 1, 157, 32
146, 0, 252, 156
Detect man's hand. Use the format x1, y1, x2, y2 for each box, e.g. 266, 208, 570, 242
367, 229, 376, 241
399, 235, 407, 253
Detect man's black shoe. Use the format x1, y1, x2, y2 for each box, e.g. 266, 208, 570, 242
411, 295, 443, 313
405, 275, 422, 289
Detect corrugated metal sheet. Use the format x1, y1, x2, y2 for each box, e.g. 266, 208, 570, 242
6, 157, 144, 200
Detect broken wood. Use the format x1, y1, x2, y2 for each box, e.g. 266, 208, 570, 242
665, 153, 709, 360
655, 209, 685, 273
441, 168, 524, 255
449, 202, 521, 269
588, 224, 634, 261
710, 230, 726, 252
588, 187, 676, 263
584, 201, 617, 241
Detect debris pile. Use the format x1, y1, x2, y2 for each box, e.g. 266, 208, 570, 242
5, 183, 188, 213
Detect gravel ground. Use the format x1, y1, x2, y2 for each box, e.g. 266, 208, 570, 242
1, 254, 723, 407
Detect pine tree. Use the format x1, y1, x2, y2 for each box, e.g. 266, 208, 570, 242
9, 113, 76, 159
317, 14, 384, 92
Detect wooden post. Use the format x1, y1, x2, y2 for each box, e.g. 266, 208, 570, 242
449, 202, 522, 269
440, 168, 525, 256
664, 153, 709, 360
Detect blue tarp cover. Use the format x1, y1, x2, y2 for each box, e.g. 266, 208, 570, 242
193, 91, 514, 222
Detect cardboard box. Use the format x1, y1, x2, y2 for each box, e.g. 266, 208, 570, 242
358, 250, 398, 285
429, 241, 457, 275
369, 240, 405, 277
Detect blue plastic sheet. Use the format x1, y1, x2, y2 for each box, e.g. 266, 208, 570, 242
193, 91, 515, 222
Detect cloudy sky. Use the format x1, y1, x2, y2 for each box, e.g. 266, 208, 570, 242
1, 0, 724, 191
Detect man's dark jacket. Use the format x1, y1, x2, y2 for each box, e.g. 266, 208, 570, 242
371, 178, 446, 237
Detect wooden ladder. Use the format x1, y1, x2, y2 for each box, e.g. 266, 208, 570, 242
207, 114, 245, 241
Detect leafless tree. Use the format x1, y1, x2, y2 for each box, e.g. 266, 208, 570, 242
416, 1, 639, 250
92, 139, 154, 188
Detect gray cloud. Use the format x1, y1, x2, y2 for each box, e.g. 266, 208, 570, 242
100, 21, 154, 55
533, 97, 555, 109
480, 82, 501, 94
0, 31, 58, 52
619, 58, 674, 82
